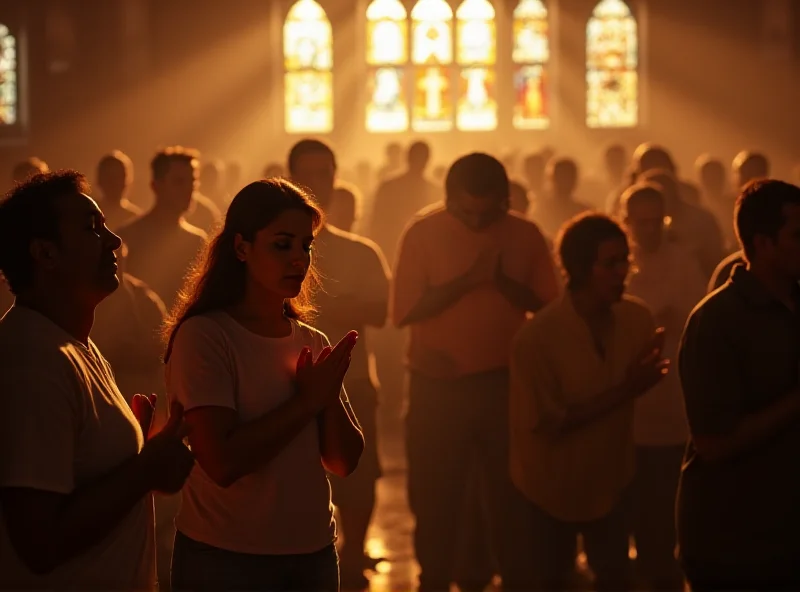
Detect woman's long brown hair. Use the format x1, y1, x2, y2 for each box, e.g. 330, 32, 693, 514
163, 178, 323, 362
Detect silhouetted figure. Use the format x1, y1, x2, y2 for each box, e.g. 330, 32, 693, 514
263, 162, 284, 179
377, 142, 403, 182
165, 179, 362, 591
11, 157, 49, 184
393, 153, 560, 592
607, 144, 701, 216
604, 144, 627, 190
509, 179, 531, 216
622, 184, 704, 591
523, 152, 547, 203
534, 158, 592, 239
185, 154, 222, 235
328, 182, 361, 233
0, 171, 193, 589
732, 150, 769, 192
288, 139, 390, 590
117, 146, 208, 312
695, 154, 736, 251
677, 180, 800, 590
95, 150, 143, 231
225, 160, 242, 196
510, 213, 667, 592
369, 140, 441, 266
199, 159, 227, 209
639, 169, 724, 278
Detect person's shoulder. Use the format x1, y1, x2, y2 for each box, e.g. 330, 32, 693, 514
123, 273, 167, 316
179, 218, 209, 241
0, 308, 80, 371
324, 225, 384, 257
115, 212, 147, 237
505, 211, 548, 237
515, 297, 565, 340
173, 313, 229, 346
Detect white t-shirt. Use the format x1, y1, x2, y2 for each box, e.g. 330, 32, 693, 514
0, 306, 156, 591
166, 312, 336, 555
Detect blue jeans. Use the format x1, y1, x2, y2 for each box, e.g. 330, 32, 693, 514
171, 531, 339, 591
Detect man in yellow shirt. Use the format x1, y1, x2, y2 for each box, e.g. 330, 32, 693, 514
510, 213, 668, 592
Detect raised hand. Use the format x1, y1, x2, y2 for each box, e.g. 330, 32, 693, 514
138, 401, 195, 494
296, 332, 358, 413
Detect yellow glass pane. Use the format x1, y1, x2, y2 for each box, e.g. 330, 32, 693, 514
456, 67, 497, 131
456, 4, 496, 65
411, 0, 453, 65
513, 64, 549, 129
586, 69, 637, 128
0, 26, 16, 125
367, 19, 408, 65
284, 0, 333, 71
284, 71, 333, 133
513, 0, 547, 19
411, 66, 453, 132
366, 67, 409, 132
586, 0, 637, 127
512, 8, 549, 63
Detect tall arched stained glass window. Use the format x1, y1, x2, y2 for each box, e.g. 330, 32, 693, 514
586, 0, 638, 128
410, 0, 454, 132
512, 0, 549, 129
455, 0, 497, 131
365, 0, 409, 133
283, 0, 333, 133
0, 24, 18, 125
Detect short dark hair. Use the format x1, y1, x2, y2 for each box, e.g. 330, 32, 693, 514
287, 139, 337, 176
98, 150, 133, 178
151, 146, 199, 181
621, 183, 664, 215
445, 152, 509, 203
735, 179, 800, 261
12, 157, 50, 184
556, 212, 628, 291
0, 170, 90, 294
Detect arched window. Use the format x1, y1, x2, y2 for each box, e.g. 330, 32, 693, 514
410, 0, 454, 132
0, 24, 18, 125
512, 0, 549, 129
455, 0, 497, 131
283, 0, 333, 133
586, 0, 638, 128
365, 0, 409, 133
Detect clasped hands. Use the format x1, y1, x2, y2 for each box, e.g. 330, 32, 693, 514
295, 331, 358, 414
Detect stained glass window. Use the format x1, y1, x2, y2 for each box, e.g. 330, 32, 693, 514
512, 0, 549, 129
455, 0, 497, 131
0, 25, 17, 125
284, 0, 333, 133
411, 0, 454, 132
586, 0, 638, 128
366, 0, 409, 132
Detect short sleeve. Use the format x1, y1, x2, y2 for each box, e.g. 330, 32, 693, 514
510, 326, 567, 432
0, 357, 78, 493
678, 304, 746, 436
390, 223, 428, 327
166, 317, 236, 412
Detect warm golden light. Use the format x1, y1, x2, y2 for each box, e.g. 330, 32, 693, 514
586, 0, 639, 128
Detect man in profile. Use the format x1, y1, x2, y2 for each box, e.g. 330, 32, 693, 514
0, 171, 194, 589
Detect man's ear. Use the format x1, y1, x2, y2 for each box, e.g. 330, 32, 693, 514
30, 239, 58, 270
233, 233, 249, 262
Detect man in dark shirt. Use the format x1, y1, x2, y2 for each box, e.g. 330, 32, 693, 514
677, 179, 800, 590
117, 147, 207, 312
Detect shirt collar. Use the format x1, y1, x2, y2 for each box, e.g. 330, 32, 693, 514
729, 263, 800, 310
